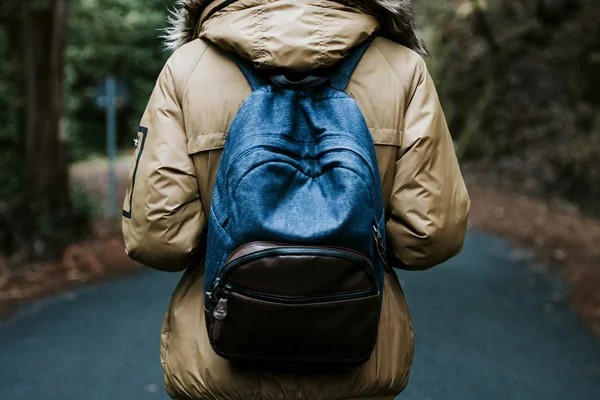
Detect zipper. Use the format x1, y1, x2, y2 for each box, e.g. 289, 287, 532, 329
209, 283, 374, 340
231, 286, 375, 305
216, 247, 377, 290
373, 223, 392, 273
210, 283, 232, 341
226, 241, 373, 266
122, 126, 148, 219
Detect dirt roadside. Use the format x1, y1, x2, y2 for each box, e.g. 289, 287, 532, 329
0, 157, 138, 317
464, 170, 600, 337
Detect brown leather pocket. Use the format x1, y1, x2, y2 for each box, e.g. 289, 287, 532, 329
208, 291, 380, 370
224, 241, 376, 296
206, 242, 381, 371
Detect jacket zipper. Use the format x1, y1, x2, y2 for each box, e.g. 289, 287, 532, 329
122, 126, 148, 219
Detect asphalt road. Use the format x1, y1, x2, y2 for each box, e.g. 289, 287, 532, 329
1, 230, 599, 399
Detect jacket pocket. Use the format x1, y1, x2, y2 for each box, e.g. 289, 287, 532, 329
122, 126, 148, 219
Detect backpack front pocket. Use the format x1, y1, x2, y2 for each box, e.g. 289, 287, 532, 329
205, 242, 381, 371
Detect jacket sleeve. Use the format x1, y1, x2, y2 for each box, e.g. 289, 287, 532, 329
386, 58, 470, 270
121, 58, 206, 272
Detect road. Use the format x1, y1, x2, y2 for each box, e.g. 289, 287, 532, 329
1, 230, 599, 399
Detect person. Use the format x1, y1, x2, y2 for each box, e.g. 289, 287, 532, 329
121, 0, 470, 399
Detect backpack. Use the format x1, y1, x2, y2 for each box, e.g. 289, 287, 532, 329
204, 36, 390, 372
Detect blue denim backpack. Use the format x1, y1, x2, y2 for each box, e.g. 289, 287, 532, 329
204, 36, 390, 371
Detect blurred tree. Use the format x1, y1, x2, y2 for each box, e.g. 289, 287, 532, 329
66, 0, 170, 159
0, 0, 72, 258
0, 0, 172, 260
417, 0, 600, 214
536, 0, 580, 23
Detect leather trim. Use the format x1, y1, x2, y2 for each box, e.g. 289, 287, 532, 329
224, 242, 375, 296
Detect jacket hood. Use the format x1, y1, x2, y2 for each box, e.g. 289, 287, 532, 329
162, 0, 428, 66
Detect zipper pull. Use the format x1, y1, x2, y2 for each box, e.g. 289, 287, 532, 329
206, 278, 222, 303
211, 284, 231, 341
213, 298, 229, 320
373, 224, 392, 273
213, 284, 231, 320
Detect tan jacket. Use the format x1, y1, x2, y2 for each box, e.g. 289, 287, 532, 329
122, 1, 470, 399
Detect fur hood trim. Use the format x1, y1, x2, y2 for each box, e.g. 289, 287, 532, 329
162, 0, 428, 56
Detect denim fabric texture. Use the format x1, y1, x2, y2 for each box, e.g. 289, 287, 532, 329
204, 38, 387, 309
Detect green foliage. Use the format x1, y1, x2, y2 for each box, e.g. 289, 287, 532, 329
17, 184, 99, 258
417, 0, 600, 210
66, 0, 172, 160
0, 0, 172, 200
0, 0, 173, 258
70, 183, 101, 231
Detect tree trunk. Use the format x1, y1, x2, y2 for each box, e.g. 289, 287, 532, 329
20, 0, 71, 255
468, 0, 500, 53
536, 0, 580, 23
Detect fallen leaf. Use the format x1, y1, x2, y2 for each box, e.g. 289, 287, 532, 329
494, 207, 505, 218
553, 249, 567, 260
144, 384, 158, 393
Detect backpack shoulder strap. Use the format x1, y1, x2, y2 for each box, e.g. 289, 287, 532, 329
232, 55, 269, 91
329, 36, 376, 91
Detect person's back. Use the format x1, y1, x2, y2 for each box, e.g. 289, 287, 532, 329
122, 1, 470, 399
